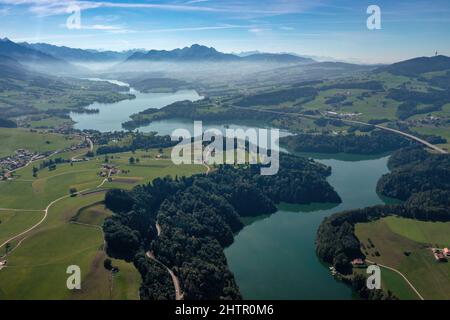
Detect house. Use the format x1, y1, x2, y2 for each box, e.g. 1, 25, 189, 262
444, 248, 450, 257
434, 252, 448, 262
351, 258, 366, 267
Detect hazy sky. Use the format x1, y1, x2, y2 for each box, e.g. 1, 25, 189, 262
0, 0, 449, 63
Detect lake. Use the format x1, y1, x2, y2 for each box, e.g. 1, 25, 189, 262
224, 155, 393, 300
71, 80, 291, 137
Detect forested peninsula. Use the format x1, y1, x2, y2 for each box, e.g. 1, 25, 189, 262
102, 154, 341, 300
281, 130, 416, 155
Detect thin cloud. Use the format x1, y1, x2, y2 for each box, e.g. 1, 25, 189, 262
185, 0, 209, 4
0, 6, 11, 16
0, 0, 320, 18
141, 25, 247, 33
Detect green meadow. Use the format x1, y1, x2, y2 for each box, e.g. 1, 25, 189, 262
0, 128, 79, 158
0, 146, 206, 299
356, 217, 450, 300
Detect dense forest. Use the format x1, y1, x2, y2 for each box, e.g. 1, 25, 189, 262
316, 147, 450, 299
103, 154, 341, 300
377, 147, 450, 200
281, 130, 415, 155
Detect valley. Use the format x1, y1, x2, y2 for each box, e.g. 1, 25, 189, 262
0, 38, 449, 301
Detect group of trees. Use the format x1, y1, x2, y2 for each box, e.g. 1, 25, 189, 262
96, 132, 176, 155
316, 147, 450, 299
103, 154, 341, 300
319, 81, 384, 92
33, 157, 70, 176
281, 130, 415, 155
387, 88, 450, 120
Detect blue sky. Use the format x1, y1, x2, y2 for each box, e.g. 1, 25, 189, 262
0, 0, 449, 63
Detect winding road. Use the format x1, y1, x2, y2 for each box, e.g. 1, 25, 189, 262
0, 176, 108, 259
145, 222, 184, 300
142, 160, 211, 301
366, 259, 424, 300
0, 137, 105, 259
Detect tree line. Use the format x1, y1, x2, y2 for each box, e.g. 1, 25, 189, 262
281, 130, 415, 155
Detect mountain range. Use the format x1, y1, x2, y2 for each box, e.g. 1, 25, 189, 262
1, 39, 315, 66
20, 42, 141, 63
1, 37, 449, 78
126, 44, 314, 64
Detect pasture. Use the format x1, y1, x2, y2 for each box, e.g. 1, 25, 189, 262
0, 146, 206, 299
356, 217, 450, 300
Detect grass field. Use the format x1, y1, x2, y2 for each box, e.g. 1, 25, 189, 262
0, 128, 79, 158
0, 211, 44, 246
356, 217, 450, 300
384, 216, 450, 247
0, 146, 205, 299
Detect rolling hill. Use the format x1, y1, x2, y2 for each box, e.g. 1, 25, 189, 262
376, 55, 450, 76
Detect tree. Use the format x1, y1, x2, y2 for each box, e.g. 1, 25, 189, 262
32, 166, 38, 178
69, 188, 78, 197
5, 242, 11, 255
104, 258, 113, 271
129, 157, 135, 165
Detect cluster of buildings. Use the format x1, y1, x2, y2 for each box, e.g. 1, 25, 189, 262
0, 149, 49, 179
99, 164, 120, 178
0, 138, 89, 180
406, 115, 444, 127
432, 248, 450, 262
323, 111, 362, 119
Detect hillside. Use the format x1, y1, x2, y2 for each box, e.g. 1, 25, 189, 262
0, 38, 83, 75
376, 55, 450, 76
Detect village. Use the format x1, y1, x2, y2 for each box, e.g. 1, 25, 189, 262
0, 138, 90, 181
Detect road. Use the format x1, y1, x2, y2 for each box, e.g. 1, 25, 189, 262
231, 106, 448, 154
0, 177, 107, 259
146, 221, 184, 300
366, 259, 425, 300
141, 151, 211, 300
